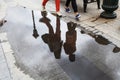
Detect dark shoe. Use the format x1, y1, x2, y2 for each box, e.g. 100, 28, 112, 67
65, 8, 71, 13
75, 13, 81, 19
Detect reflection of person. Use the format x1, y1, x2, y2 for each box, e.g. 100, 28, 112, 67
40, 11, 63, 59
42, 0, 62, 17
64, 22, 77, 62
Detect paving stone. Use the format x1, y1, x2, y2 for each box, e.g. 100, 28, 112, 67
0, 55, 5, 64
4, 51, 16, 69
0, 62, 11, 79
49, 72, 71, 80
0, 33, 8, 43
1, 77, 12, 80
1, 42, 13, 53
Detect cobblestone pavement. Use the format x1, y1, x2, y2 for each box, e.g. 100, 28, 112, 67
0, 0, 120, 80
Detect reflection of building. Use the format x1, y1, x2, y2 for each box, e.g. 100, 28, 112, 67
64, 22, 77, 62
40, 11, 63, 59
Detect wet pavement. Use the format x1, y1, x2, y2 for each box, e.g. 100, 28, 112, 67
0, 6, 117, 80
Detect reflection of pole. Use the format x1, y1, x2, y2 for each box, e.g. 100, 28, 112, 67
32, 10, 39, 38
32, 10, 36, 29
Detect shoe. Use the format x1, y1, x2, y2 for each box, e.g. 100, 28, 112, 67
42, 6, 46, 11
65, 8, 71, 13
56, 12, 62, 17
75, 13, 81, 19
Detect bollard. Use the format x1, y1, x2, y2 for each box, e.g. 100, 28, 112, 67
100, 0, 119, 19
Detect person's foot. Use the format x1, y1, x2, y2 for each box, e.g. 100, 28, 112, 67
75, 13, 81, 19
56, 12, 62, 17
65, 8, 71, 13
42, 6, 46, 11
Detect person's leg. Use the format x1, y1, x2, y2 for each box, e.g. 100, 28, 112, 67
65, 0, 71, 12
71, 0, 81, 18
65, 0, 71, 7
55, 0, 62, 17
55, 0, 60, 12
42, 0, 48, 6
42, 0, 49, 11
71, 0, 78, 13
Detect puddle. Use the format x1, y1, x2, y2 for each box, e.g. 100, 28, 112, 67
1, 7, 116, 80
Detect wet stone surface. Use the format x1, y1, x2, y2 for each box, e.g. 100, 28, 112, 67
0, 6, 115, 80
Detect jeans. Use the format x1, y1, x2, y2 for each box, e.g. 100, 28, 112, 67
65, 0, 78, 12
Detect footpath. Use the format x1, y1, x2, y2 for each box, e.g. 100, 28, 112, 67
0, 0, 120, 80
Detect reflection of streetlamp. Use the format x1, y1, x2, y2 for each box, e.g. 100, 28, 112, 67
33, 28, 39, 39
100, 0, 119, 19
32, 10, 39, 39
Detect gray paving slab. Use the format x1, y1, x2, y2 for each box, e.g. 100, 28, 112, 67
0, 42, 11, 80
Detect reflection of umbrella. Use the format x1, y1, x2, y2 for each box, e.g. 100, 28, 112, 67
32, 10, 39, 39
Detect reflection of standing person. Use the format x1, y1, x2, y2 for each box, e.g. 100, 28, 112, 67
40, 11, 63, 59
42, 0, 62, 17
64, 22, 77, 62
65, 0, 81, 19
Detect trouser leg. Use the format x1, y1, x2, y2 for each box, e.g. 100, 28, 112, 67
55, 0, 60, 12
42, 0, 49, 6
97, 0, 100, 9
65, 0, 71, 7
71, 0, 78, 12
83, 0, 88, 12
